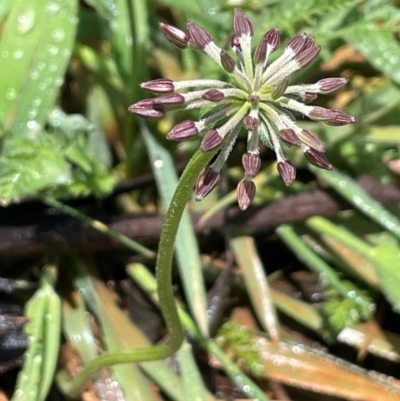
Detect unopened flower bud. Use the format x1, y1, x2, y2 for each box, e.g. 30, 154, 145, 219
187, 20, 213, 50
279, 129, 301, 146
128, 99, 164, 118
304, 36, 315, 49
324, 110, 356, 125
296, 45, 321, 68
233, 7, 253, 37
230, 34, 240, 50
195, 167, 220, 200
237, 179, 256, 210
159, 22, 189, 49
166, 120, 198, 140
297, 129, 325, 152
242, 152, 261, 177
286, 33, 307, 55
272, 78, 289, 100
317, 77, 348, 93
202, 89, 225, 102
200, 129, 223, 151
277, 160, 296, 186
221, 50, 236, 73
304, 148, 332, 170
154, 93, 185, 106
140, 78, 174, 93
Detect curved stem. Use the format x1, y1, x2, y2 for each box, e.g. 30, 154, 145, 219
55, 149, 217, 398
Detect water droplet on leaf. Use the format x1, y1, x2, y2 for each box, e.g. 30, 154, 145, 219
16, 8, 36, 35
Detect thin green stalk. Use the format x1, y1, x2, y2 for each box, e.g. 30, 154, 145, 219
54, 149, 217, 397
39, 196, 155, 259
306, 216, 371, 257
125, 0, 149, 173
311, 166, 400, 241
277, 224, 350, 298
128, 263, 270, 401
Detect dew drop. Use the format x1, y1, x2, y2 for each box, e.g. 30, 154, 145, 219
154, 159, 164, 170
1, 51, 9, 58
6, 88, 17, 100
51, 28, 66, 42
68, 13, 78, 25
16, 8, 36, 35
37, 60, 46, 70
54, 77, 63, 87
47, 44, 59, 56
62, 49, 71, 58
12, 49, 24, 60
11, 174, 20, 183
45, 2, 61, 14
27, 108, 38, 119
30, 70, 39, 80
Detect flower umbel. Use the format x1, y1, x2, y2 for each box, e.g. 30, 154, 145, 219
129, 8, 355, 210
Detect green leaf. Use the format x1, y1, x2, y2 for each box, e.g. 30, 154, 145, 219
0, 0, 78, 138
0, 133, 69, 205
83, 0, 118, 19
371, 240, 400, 312
347, 23, 400, 84
11, 266, 61, 401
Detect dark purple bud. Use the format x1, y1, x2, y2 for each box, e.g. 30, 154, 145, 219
243, 116, 259, 131
265, 27, 280, 51
254, 37, 268, 64
317, 77, 348, 93
279, 129, 301, 146
296, 45, 321, 68
303, 36, 315, 49
187, 20, 213, 50
286, 33, 307, 55
277, 160, 296, 186
195, 167, 220, 201
230, 34, 241, 50
242, 152, 261, 177
308, 106, 337, 120
220, 50, 236, 73
298, 130, 325, 152
324, 112, 356, 126
200, 129, 223, 151
166, 120, 198, 141
322, 109, 355, 125
154, 93, 185, 106
140, 78, 174, 93
233, 8, 253, 37
272, 78, 289, 100
202, 89, 225, 102
159, 22, 189, 49
304, 148, 332, 170
303, 92, 318, 103
237, 179, 256, 210
128, 99, 165, 118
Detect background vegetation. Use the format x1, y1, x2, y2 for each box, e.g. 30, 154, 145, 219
2, 0, 400, 400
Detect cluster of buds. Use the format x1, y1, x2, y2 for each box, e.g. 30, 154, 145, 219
129, 8, 355, 210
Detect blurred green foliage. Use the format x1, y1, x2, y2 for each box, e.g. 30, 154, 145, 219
3, 0, 400, 400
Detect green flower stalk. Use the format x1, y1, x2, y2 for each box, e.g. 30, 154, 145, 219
130, 8, 355, 210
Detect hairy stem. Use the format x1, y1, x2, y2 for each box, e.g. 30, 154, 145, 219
52, 149, 217, 397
